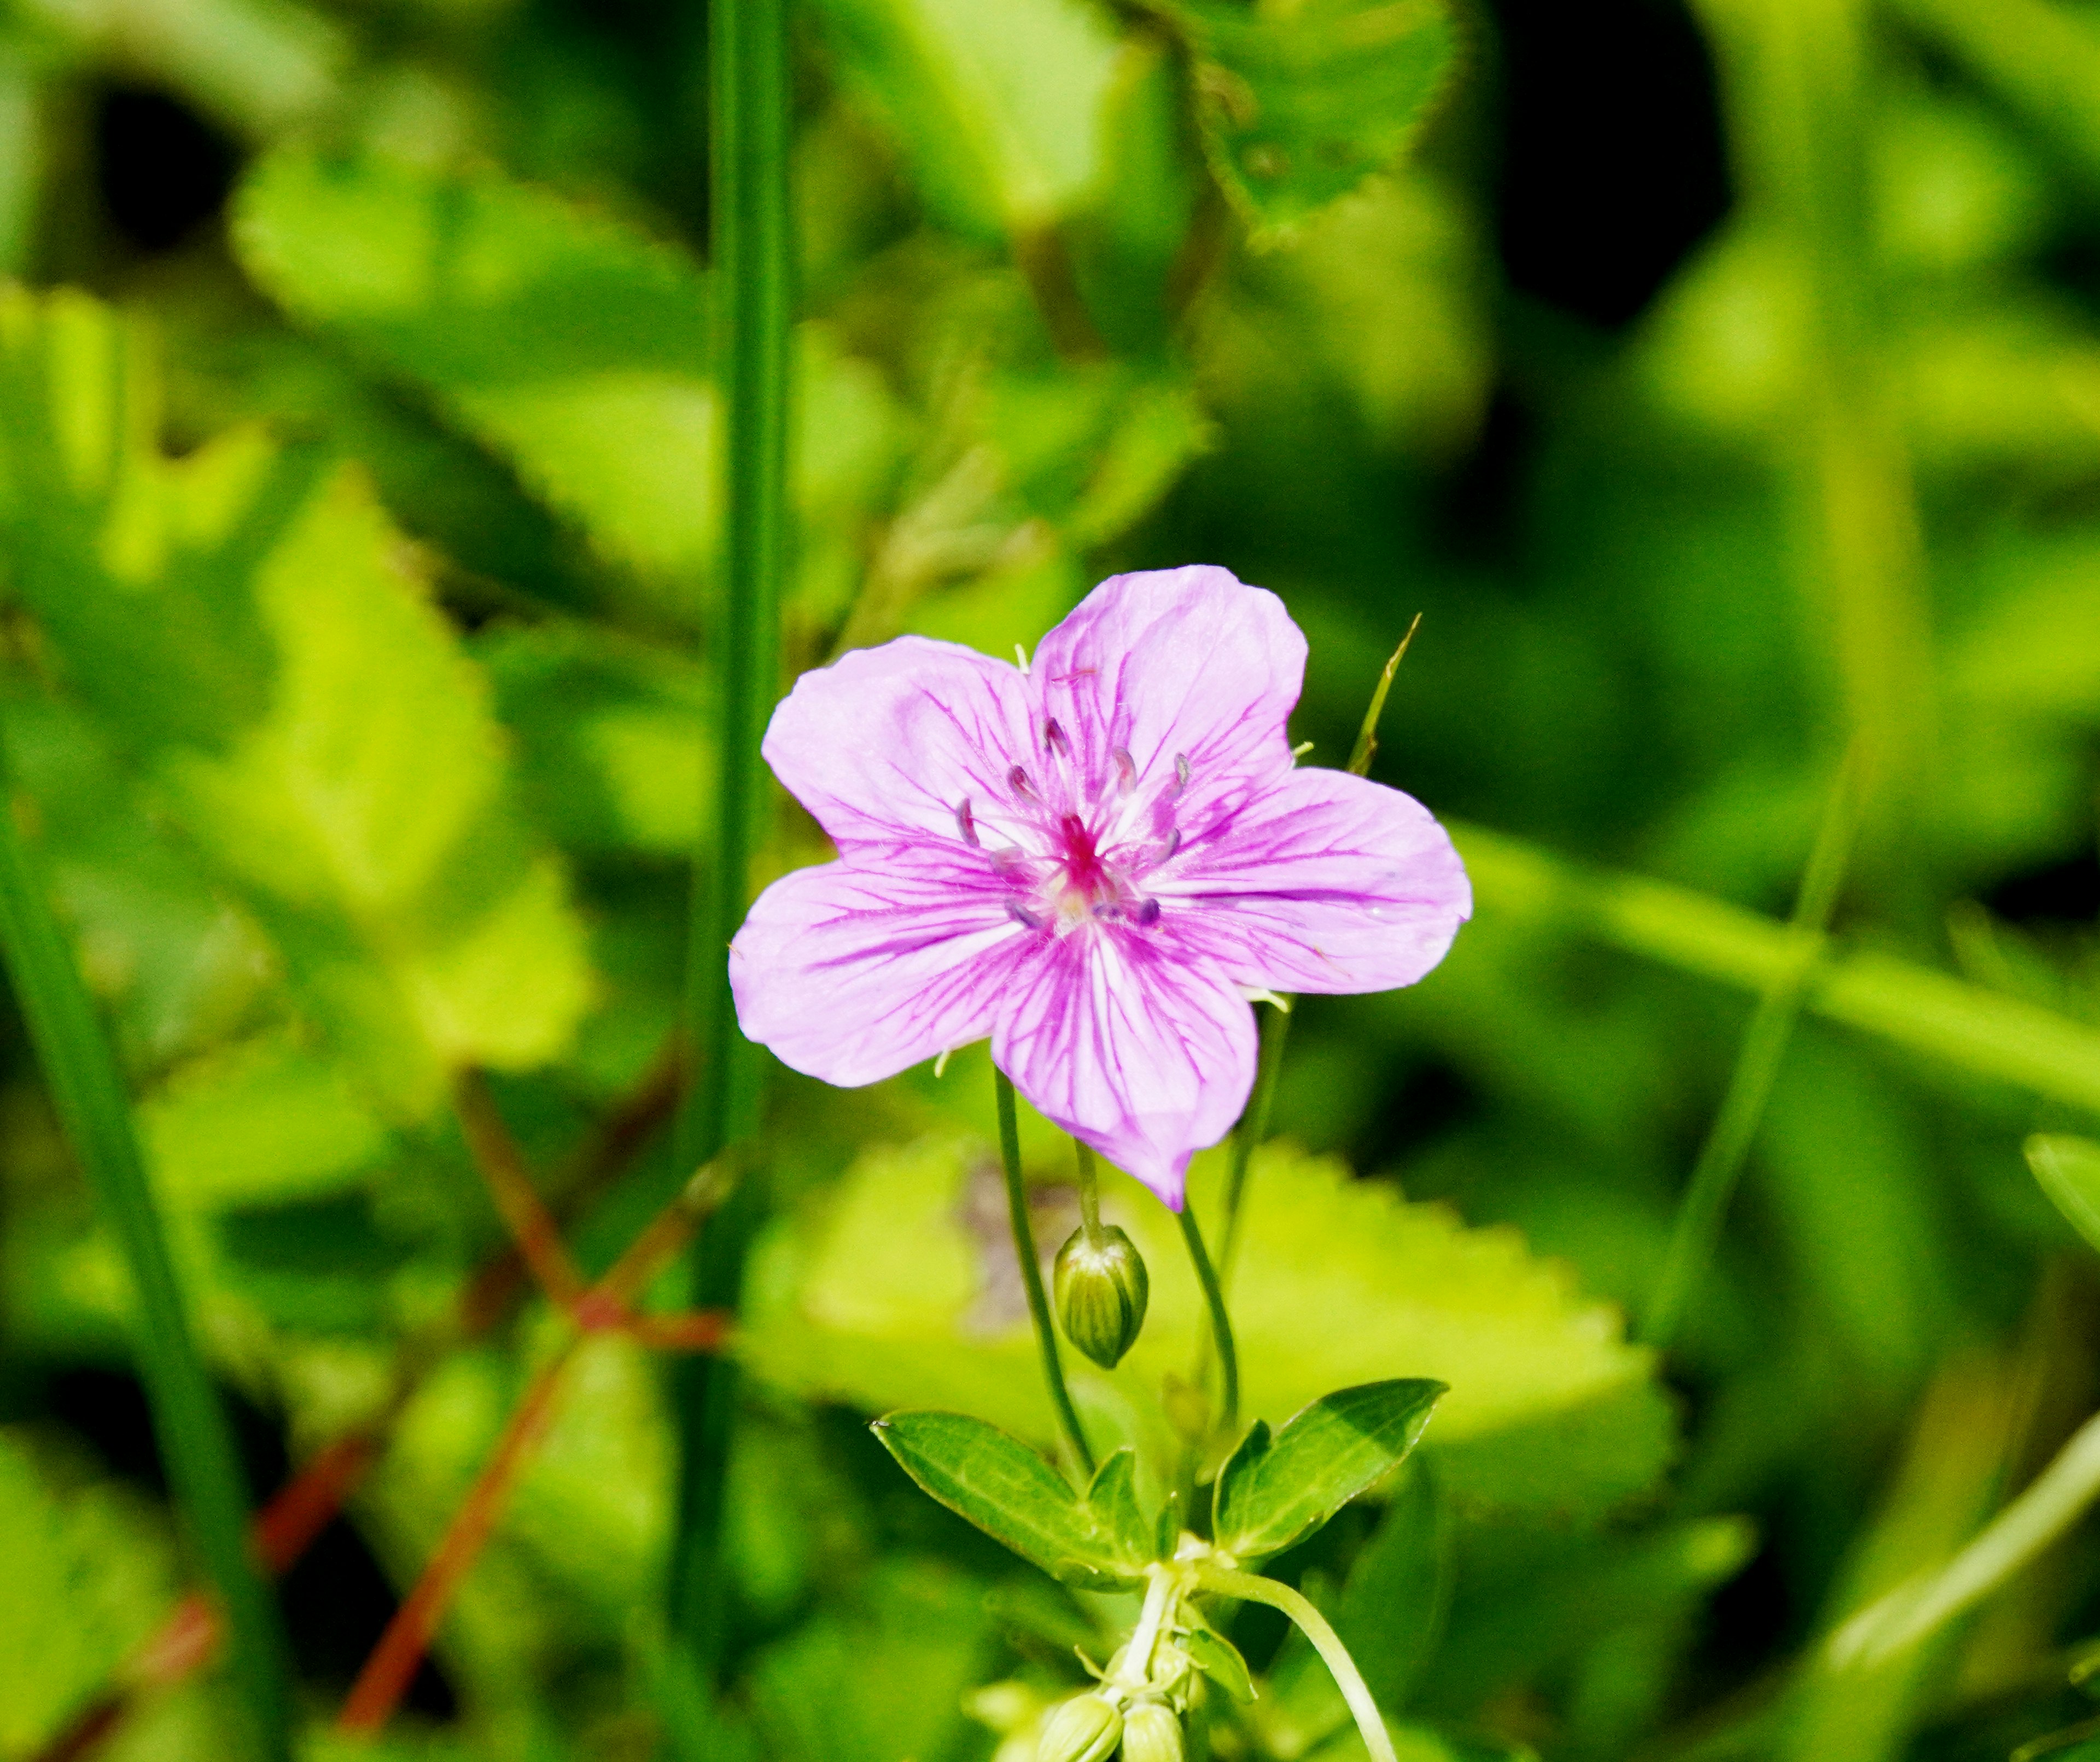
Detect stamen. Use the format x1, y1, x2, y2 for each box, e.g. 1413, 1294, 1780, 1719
1008, 765, 1038, 802
1174, 753, 1191, 793
1160, 828, 1181, 859
1008, 901, 1047, 931
1044, 717, 1069, 757
955, 798, 979, 847
1112, 746, 1136, 794
1134, 898, 1162, 926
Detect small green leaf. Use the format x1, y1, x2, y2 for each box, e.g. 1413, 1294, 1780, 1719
1182, 1614, 1257, 1704
871, 1411, 1150, 1589
1171, 0, 1455, 241
1083, 1448, 1157, 1567
2028, 1135, 2100, 1257
1214, 1379, 1445, 1563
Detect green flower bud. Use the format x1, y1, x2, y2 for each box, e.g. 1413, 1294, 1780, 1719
1036, 1691, 1123, 1762
1054, 1224, 1150, 1368
1119, 1700, 1185, 1762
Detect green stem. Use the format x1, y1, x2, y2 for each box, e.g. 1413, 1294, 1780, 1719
1179, 1200, 1239, 1438
1643, 750, 1860, 1350
997, 1070, 1095, 1477
1827, 1405, 2100, 1670
668, 0, 790, 1679
1218, 1003, 1291, 1283
0, 757, 291, 1761
1195, 1566, 1397, 1762
1075, 1139, 1103, 1242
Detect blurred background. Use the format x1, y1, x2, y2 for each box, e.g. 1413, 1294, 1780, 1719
1, 0, 2099, 1758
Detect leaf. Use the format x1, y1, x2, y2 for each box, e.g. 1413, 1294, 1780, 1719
870, 1410, 1153, 1588
742, 1135, 1675, 1515
2028, 1135, 2100, 1257
1214, 1380, 1444, 1562
479, 623, 715, 858
1182, 1613, 1258, 1703
0, 1431, 178, 1754
1170, 0, 1456, 241
1084, 1447, 1158, 1567
0, 284, 595, 1115
806, 0, 1123, 241
234, 147, 715, 602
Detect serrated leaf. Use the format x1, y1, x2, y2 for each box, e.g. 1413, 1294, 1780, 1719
233, 149, 713, 596
1183, 1614, 1257, 1703
871, 1411, 1151, 1588
743, 1137, 1673, 1515
1172, 0, 1456, 240
1214, 1380, 1444, 1562
2028, 1135, 2100, 1257
0, 284, 594, 1115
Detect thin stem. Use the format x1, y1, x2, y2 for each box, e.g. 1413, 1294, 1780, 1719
1179, 1200, 1239, 1438
339, 1338, 584, 1733
453, 1068, 586, 1307
1828, 1406, 2100, 1671
669, 0, 791, 1681
1195, 1566, 1397, 1762
1075, 1139, 1104, 1242
1218, 1003, 1291, 1283
996, 1069, 1095, 1477
1346, 616, 1421, 778
1644, 750, 1861, 1349
0, 755, 292, 1762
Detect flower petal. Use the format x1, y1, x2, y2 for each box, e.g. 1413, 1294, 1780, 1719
1026, 565, 1305, 822
730, 853, 1030, 1086
991, 927, 1257, 1209
1150, 766, 1472, 994
761, 635, 1036, 854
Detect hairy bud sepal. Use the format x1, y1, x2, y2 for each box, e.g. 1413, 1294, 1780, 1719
1054, 1225, 1150, 1368
1037, 1691, 1123, 1762
1119, 1700, 1186, 1762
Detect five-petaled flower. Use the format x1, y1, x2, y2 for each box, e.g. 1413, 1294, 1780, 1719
729, 566, 1472, 1209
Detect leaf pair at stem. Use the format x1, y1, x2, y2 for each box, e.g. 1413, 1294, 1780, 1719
874, 1378, 1444, 1762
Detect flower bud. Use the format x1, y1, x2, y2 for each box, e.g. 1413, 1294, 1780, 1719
1035, 1691, 1122, 1762
1119, 1700, 1185, 1762
1054, 1225, 1150, 1368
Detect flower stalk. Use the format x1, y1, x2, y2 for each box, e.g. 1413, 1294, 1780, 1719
998, 1070, 1096, 1477
1194, 1565, 1398, 1762
1179, 1200, 1239, 1438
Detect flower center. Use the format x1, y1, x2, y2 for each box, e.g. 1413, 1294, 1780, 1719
1053, 814, 1111, 916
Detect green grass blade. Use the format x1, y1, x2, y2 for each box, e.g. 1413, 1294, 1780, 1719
668, 0, 791, 1683
1456, 822, 2100, 1116
0, 744, 291, 1761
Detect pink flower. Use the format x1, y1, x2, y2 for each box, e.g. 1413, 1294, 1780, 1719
729, 566, 1471, 1209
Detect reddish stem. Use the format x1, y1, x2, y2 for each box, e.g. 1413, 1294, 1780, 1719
335, 1340, 582, 1734
453, 1068, 586, 1306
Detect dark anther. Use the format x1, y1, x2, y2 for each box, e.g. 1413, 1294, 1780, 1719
1173, 753, 1191, 793
1008, 765, 1037, 801
1112, 747, 1136, 794
955, 799, 979, 847
1134, 898, 1162, 926
1044, 717, 1069, 757
1007, 901, 1047, 931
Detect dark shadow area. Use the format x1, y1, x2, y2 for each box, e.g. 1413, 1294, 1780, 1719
94, 86, 239, 253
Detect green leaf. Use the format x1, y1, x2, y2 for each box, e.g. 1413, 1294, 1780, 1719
0, 284, 596, 1115
1171, 0, 1456, 241
1183, 1613, 1258, 1703
806, 0, 1123, 241
0, 1431, 178, 1754
1214, 1380, 1444, 1563
1084, 1446, 1158, 1567
743, 1134, 1674, 1515
2028, 1136, 2100, 1257
233, 149, 714, 604
870, 1410, 1152, 1588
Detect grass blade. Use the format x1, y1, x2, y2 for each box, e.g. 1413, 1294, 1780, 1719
0, 744, 291, 1761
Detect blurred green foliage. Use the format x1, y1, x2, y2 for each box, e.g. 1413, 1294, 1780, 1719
0, 0, 2096, 1759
